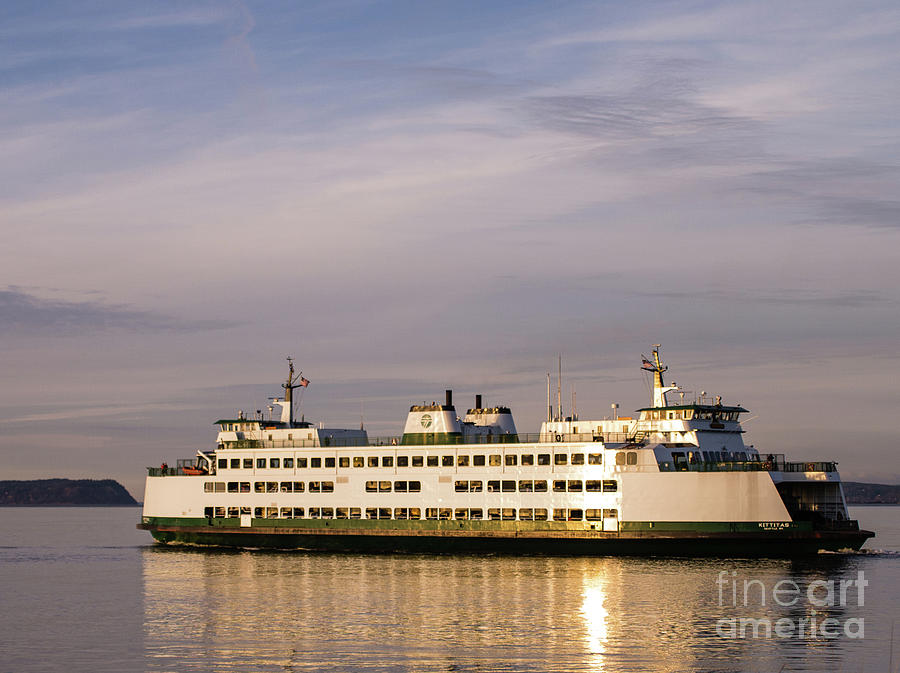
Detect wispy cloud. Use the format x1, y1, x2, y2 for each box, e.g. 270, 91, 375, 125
0, 288, 235, 335
634, 287, 890, 309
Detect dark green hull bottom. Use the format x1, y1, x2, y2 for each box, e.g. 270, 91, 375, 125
138, 523, 873, 557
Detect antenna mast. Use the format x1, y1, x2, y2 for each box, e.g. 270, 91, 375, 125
282, 356, 307, 427
546, 373, 552, 422
557, 354, 562, 422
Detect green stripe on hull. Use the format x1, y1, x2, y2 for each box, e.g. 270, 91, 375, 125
138, 517, 873, 556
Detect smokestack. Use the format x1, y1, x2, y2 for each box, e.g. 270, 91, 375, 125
475, 394, 482, 409
445, 389, 453, 407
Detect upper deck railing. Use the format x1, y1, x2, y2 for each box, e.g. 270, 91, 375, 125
148, 453, 837, 477
220, 432, 637, 449
658, 456, 837, 473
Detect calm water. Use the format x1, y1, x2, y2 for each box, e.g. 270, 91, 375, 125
1, 507, 898, 672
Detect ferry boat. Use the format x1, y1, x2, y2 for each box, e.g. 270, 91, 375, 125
138, 349, 874, 555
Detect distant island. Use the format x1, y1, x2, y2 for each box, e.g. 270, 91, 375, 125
0, 479, 138, 506
842, 482, 900, 505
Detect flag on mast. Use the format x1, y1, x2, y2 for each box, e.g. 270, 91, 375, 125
299, 377, 310, 387
641, 356, 658, 372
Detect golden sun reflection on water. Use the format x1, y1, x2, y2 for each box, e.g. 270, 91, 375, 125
580, 571, 610, 663
140, 546, 891, 673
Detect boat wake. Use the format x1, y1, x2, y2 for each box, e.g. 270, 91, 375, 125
818, 547, 900, 557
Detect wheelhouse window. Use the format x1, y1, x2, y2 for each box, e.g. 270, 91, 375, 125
602, 480, 618, 492
571, 453, 585, 465
397, 456, 409, 467
339, 457, 350, 468
505, 455, 517, 466
412, 455, 424, 467
257, 458, 266, 468
473, 455, 486, 466
382, 456, 394, 467
284, 458, 294, 468
521, 454, 534, 466
324, 457, 335, 468
442, 455, 453, 467
310, 457, 322, 468
269, 458, 280, 468
296, 457, 308, 468
354, 456, 365, 468
427, 456, 439, 467
588, 453, 602, 465
218, 459, 227, 469
488, 454, 501, 466
554, 454, 568, 466
537, 454, 551, 465
230, 458, 240, 469
243, 458, 253, 469
457, 455, 469, 467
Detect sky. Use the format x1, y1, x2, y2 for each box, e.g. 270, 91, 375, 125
1, 0, 899, 499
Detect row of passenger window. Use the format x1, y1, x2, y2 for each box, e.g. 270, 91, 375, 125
364, 481, 422, 492
204, 481, 334, 493
216, 452, 609, 470
456, 479, 618, 493
205, 478, 618, 494
204, 506, 619, 521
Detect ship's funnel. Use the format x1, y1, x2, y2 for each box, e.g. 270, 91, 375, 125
475, 394, 482, 409
446, 389, 453, 407
401, 398, 462, 445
